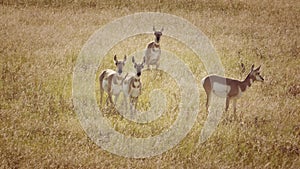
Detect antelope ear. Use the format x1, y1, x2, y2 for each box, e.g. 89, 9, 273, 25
132, 56, 135, 64
153, 26, 156, 32
123, 55, 127, 63
161, 27, 164, 32
255, 65, 261, 71
250, 64, 254, 71
113, 55, 117, 64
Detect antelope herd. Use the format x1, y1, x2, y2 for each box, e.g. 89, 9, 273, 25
99, 27, 264, 120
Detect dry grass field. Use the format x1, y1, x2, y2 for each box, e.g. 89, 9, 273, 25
1, 0, 299, 168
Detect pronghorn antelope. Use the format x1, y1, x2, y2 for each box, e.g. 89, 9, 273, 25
202, 64, 264, 117
122, 56, 145, 112
99, 55, 127, 106
143, 26, 163, 69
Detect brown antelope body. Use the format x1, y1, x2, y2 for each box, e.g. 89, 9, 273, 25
99, 55, 127, 106
144, 26, 163, 69
202, 65, 264, 117
122, 56, 145, 112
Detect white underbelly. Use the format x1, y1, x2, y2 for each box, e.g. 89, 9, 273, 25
102, 79, 109, 92
102, 79, 122, 95
146, 49, 160, 64
212, 82, 231, 98
111, 83, 122, 95
130, 88, 140, 98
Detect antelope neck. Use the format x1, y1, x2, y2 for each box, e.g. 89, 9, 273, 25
154, 42, 160, 47
239, 74, 252, 92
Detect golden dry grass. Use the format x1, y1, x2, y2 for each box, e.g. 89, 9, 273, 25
1, 0, 300, 168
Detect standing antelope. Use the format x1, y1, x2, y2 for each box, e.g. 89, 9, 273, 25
143, 26, 163, 69
122, 56, 145, 112
202, 64, 264, 118
99, 55, 127, 106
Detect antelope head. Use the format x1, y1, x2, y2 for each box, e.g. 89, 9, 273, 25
114, 55, 127, 75
153, 26, 163, 43
249, 64, 264, 82
132, 56, 145, 77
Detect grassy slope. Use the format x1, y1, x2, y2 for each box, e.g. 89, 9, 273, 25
1, 0, 299, 168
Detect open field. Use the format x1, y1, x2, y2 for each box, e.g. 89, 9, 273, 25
1, 0, 299, 168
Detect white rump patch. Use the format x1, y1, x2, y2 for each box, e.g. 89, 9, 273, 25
212, 82, 231, 98
102, 79, 109, 92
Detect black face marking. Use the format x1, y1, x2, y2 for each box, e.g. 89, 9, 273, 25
132, 61, 144, 77
114, 56, 126, 75
154, 31, 162, 43
249, 65, 264, 82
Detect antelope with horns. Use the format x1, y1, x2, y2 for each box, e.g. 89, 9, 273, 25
99, 55, 127, 106
143, 26, 163, 69
122, 56, 145, 112
202, 64, 264, 118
